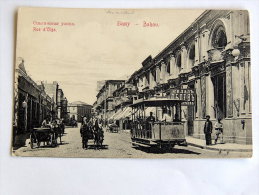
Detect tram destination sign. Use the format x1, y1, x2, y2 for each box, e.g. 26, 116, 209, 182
169, 89, 195, 105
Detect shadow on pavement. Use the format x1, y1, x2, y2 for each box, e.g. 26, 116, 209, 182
82, 145, 109, 150
133, 146, 201, 155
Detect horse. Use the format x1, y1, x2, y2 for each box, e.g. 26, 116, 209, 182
93, 123, 104, 150
80, 123, 93, 149
53, 124, 62, 145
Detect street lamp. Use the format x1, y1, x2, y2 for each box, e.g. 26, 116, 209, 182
22, 100, 27, 109
232, 48, 240, 57
22, 100, 27, 132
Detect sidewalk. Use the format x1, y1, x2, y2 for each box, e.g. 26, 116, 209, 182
186, 136, 252, 152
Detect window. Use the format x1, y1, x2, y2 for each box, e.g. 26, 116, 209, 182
166, 62, 170, 73
153, 69, 156, 82
212, 26, 227, 49
176, 53, 181, 69
189, 44, 195, 67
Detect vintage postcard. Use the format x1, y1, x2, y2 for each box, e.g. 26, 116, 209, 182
12, 7, 252, 158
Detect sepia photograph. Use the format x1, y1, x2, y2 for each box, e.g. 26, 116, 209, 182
12, 7, 252, 158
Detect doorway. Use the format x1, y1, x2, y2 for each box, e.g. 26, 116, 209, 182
212, 73, 226, 119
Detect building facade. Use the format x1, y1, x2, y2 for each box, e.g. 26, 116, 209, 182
96, 10, 251, 144
95, 80, 125, 121
13, 59, 55, 146
67, 101, 92, 122
43, 81, 59, 118
57, 88, 68, 119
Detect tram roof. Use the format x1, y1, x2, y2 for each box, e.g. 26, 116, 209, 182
130, 97, 184, 107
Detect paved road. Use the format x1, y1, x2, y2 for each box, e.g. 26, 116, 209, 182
13, 126, 250, 158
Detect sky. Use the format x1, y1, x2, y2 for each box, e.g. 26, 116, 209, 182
16, 8, 204, 105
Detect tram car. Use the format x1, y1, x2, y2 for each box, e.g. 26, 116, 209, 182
130, 90, 194, 150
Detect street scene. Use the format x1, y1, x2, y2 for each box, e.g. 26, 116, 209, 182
12, 8, 252, 158
13, 125, 251, 158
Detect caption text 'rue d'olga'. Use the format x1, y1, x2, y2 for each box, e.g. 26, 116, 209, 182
32, 20, 159, 33
32, 21, 75, 32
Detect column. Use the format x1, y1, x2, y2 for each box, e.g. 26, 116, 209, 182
149, 71, 154, 89
232, 63, 240, 117
201, 29, 210, 61
170, 54, 176, 79
206, 75, 215, 119
160, 61, 166, 83
195, 79, 201, 119
156, 65, 160, 84
180, 45, 187, 73
194, 35, 200, 66
226, 65, 233, 118
200, 76, 206, 119
239, 62, 245, 115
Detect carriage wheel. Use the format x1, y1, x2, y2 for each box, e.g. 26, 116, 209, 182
30, 134, 34, 149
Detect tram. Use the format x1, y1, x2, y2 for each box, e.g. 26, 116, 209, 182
130, 88, 195, 150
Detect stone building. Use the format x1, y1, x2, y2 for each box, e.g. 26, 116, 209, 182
110, 83, 138, 129
95, 80, 125, 122
57, 88, 68, 119
43, 81, 59, 118
67, 101, 92, 122
127, 10, 251, 144
13, 59, 55, 146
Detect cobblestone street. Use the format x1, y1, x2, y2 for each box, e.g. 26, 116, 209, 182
13, 125, 251, 158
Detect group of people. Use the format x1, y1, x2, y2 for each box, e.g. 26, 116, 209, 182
203, 115, 224, 145
40, 117, 65, 145
41, 118, 65, 133
80, 116, 104, 150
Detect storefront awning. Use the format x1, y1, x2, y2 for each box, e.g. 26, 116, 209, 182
114, 107, 132, 120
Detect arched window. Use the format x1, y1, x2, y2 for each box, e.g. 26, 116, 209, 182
166, 64, 170, 73
188, 44, 195, 67
212, 26, 227, 49
150, 69, 156, 82
176, 53, 181, 69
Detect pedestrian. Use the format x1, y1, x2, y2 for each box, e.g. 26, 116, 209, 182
204, 115, 213, 145
214, 118, 224, 144
173, 113, 181, 122
146, 112, 155, 138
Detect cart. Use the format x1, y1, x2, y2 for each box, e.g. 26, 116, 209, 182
30, 127, 57, 149
108, 123, 119, 133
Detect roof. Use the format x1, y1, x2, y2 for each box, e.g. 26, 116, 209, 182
69, 101, 92, 106
131, 97, 185, 108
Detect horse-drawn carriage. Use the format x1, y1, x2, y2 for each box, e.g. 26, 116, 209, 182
108, 123, 119, 133
30, 125, 63, 149
80, 120, 104, 149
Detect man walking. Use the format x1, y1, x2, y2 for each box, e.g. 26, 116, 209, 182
204, 115, 213, 145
